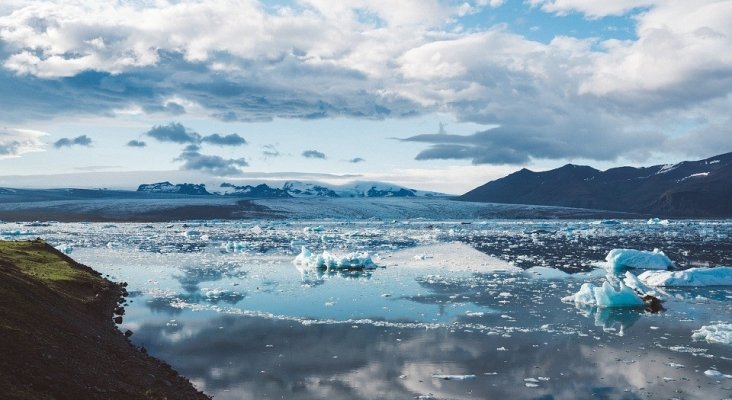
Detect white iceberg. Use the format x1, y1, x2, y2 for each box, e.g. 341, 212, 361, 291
605, 248, 673, 272
691, 323, 732, 346
294, 246, 377, 270
638, 267, 732, 287
563, 278, 644, 308
622, 271, 661, 298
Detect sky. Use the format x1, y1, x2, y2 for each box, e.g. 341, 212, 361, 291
0, 0, 731, 194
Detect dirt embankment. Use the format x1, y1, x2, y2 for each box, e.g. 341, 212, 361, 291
0, 239, 208, 399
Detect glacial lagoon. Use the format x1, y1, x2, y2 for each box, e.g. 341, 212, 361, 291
4, 219, 731, 399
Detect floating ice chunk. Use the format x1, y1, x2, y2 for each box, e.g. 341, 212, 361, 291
54, 244, 73, 254
622, 271, 661, 298
605, 248, 673, 272
432, 374, 476, 380
638, 267, 732, 287
563, 279, 644, 308
222, 241, 248, 253
692, 323, 732, 346
703, 369, 731, 379
647, 218, 670, 225
293, 246, 376, 270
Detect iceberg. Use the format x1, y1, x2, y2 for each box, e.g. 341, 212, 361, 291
605, 248, 673, 272
563, 279, 644, 308
293, 246, 377, 270
638, 266, 732, 287
692, 323, 732, 346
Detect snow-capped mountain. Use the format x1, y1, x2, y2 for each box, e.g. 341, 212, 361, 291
278, 181, 443, 198
137, 181, 211, 195
219, 183, 290, 198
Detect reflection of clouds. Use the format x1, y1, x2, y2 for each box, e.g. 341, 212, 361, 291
128, 313, 731, 400
173, 263, 248, 294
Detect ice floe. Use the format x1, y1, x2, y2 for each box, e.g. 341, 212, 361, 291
432, 374, 476, 380
293, 246, 377, 270
604, 248, 673, 272
563, 278, 644, 308
638, 267, 732, 287
692, 323, 732, 346
381, 242, 520, 273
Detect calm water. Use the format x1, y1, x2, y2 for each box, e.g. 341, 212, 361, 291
3, 220, 731, 399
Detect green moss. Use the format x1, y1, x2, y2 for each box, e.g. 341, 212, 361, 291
0, 239, 102, 285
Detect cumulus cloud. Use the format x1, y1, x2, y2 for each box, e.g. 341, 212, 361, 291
145, 122, 247, 148
302, 150, 327, 159
349, 157, 365, 163
0, 127, 46, 158
126, 139, 146, 147
53, 134, 92, 148
200, 133, 247, 146
175, 147, 249, 176
145, 122, 200, 144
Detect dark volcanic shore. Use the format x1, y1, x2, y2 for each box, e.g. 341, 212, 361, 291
0, 239, 208, 399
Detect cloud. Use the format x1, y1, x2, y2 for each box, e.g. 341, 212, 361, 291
0, 127, 46, 158
145, 122, 200, 144
262, 144, 280, 159
200, 133, 247, 146
145, 122, 247, 147
53, 134, 92, 148
0, 1, 731, 164
302, 150, 327, 159
349, 157, 365, 163
175, 147, 248, 176
126, 139, 146, 147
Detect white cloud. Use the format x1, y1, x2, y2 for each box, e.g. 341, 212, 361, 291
0, 127, 46, 158
0, 0, 731, 164
529, 0, 655, 18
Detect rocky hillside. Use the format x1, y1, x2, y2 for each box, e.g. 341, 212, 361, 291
460, 152, 732, 217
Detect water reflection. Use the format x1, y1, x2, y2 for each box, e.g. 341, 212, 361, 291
571, 304, 643, 334
133, 314, 730, 400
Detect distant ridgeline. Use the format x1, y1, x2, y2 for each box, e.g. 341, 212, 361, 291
136, 181, 211, 195
460, 152, 732, 218
137, 180, 443, 199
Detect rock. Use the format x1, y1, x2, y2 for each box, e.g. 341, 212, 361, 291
113, 316, 123, 324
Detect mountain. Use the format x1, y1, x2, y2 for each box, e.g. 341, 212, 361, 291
282, 181, 440, 198
219, 183, 291, 198
460, 152, 732, 217
218, 180, 445, 198
136, 181, 211, 195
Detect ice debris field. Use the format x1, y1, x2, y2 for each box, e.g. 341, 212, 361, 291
2, 219, 731, 399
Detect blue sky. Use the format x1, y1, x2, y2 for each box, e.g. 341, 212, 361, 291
1, 0, 731, 193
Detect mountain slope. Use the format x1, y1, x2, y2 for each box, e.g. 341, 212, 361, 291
460, 152, 732, 217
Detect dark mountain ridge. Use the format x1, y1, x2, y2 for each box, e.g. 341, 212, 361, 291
460, 152, 732, 217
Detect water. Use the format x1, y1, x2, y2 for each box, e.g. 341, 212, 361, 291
3, 220, 732, 399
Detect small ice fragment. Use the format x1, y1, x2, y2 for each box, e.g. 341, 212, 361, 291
691, 323, 732, 345
496, 347, 507, 351
703, 369, 729, 378
432, 374, 476, 380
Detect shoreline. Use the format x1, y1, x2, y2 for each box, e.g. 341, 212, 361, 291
0, 239, 208, 399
